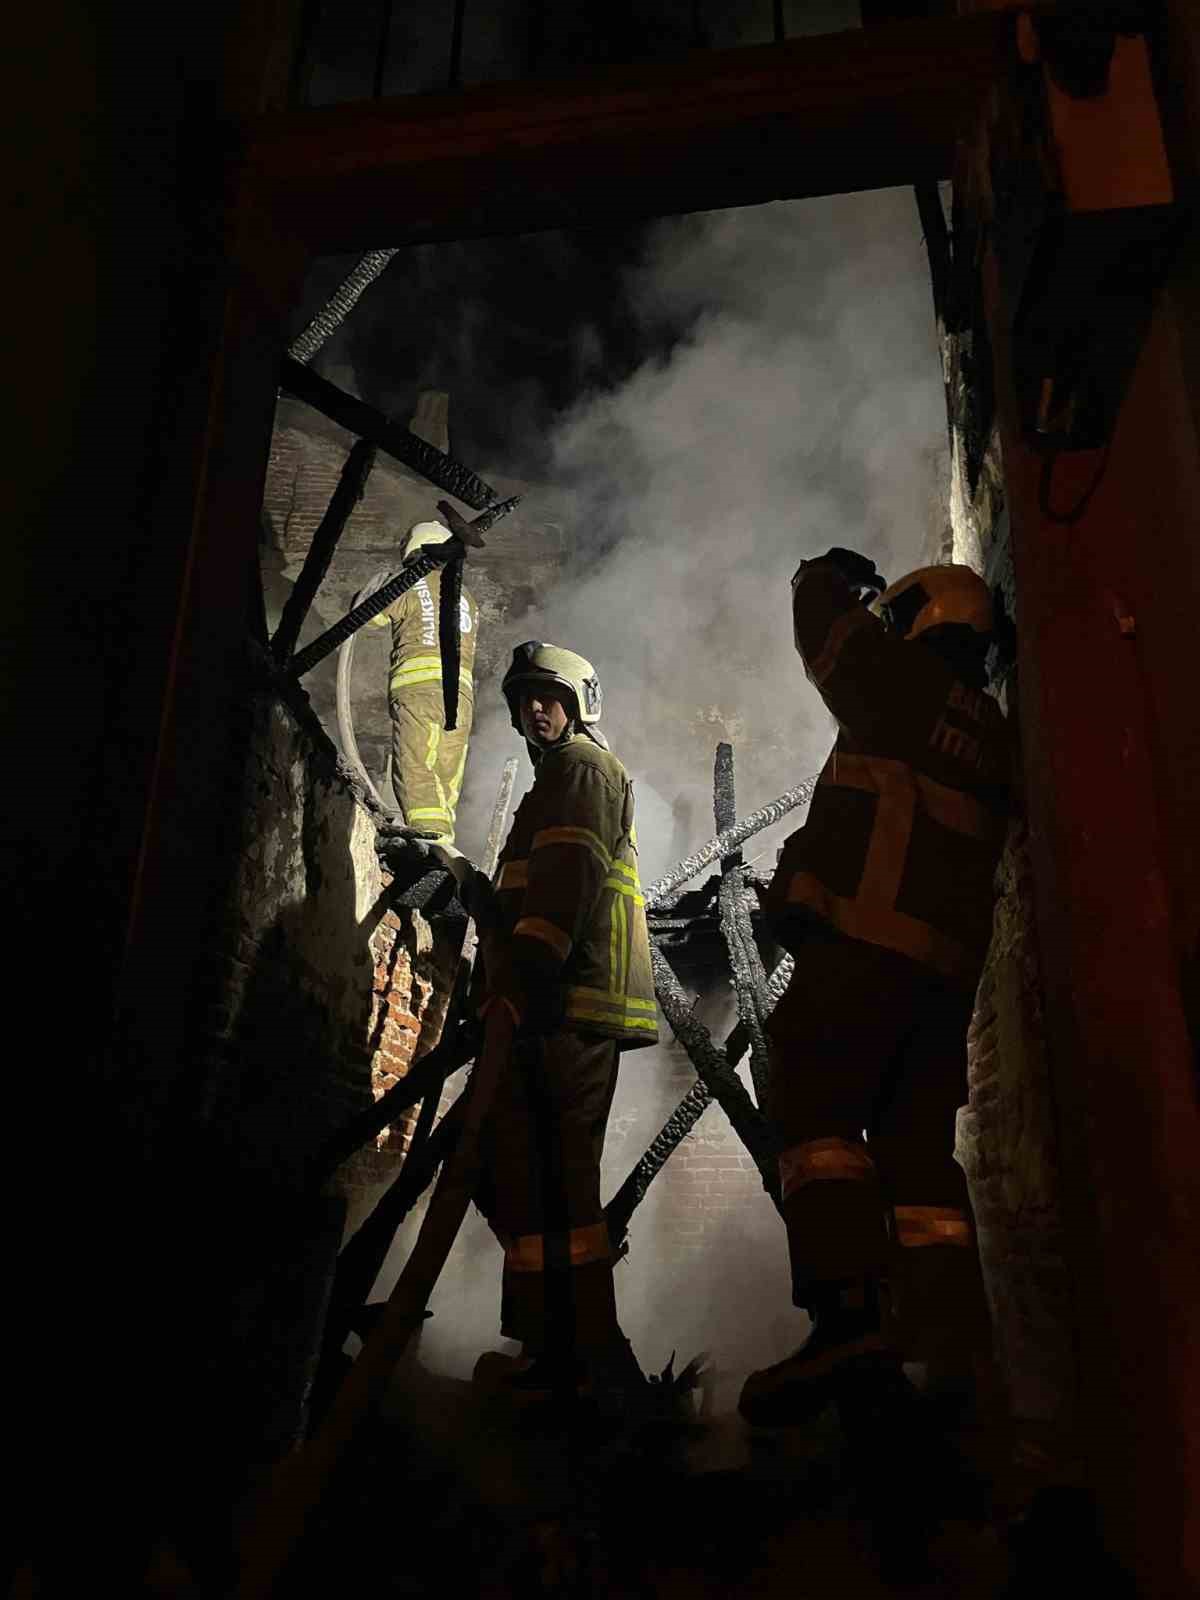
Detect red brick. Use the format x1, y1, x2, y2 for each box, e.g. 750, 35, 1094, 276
385, 1001, 421, 1030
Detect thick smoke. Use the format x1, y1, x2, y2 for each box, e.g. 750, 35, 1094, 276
455, 186, 945, 878
379, 189, 947, 1411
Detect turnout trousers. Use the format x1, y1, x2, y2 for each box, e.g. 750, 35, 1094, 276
766, 937, 990, 1362
389, 684, 473, 842
484, 1028, 620, 1356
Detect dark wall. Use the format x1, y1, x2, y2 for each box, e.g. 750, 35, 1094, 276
11, 1, 240, 1098
10, 3, 297, 1584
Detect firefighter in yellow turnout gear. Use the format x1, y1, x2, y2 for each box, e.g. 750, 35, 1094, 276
478, 643, 658, 1396
739, 549, 1010, 1428
369, 520, 479, 842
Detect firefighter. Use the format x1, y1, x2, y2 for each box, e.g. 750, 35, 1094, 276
738, 549, 1010, 1428
476, 642, 658, 1397
369, 519, 479, 844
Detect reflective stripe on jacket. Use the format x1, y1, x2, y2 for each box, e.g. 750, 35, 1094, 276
491, 734, 659, 1048
766, 562, 1011, 987
369, 570, 478, 702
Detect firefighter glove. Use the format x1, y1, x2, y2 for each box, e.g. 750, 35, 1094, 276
376, 828, 433, 873
805, 547, 887, 599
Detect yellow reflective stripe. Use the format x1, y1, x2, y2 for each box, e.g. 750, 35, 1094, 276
393, 653, 476, 675
825, 753, 1005, 844
531, 826, 612, 867
603, 874, 644, 904
449, 742, 468, 810
496, 860, 528, 890
785, 870, 980, 985
389, 657, 475, 692
390, 667, 443, 689
779, 1138, 875, 1201
604, 864, 643, 889
616, 891, 628, 998
893, 1205, 973, 1248
390, 669, 475, 691
504, 1222, 611, 1273
565, 1003, 659, 1031
424, 721, 450, 817
390, 666, 475, 684
514, 916, 573, 961
368, 613, 390, 628
408, 806, 451, 822
569, 985, 656, 1012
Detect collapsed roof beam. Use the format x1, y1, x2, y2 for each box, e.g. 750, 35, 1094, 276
279, 356, 499, 508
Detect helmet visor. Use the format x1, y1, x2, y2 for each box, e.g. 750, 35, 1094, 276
876, 582, 929, 639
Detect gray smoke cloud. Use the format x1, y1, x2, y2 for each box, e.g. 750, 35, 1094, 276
382, 188, 948, 1411
455, 186, 946, 880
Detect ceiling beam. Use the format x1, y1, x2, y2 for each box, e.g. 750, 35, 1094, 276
241, 14, 1013, 252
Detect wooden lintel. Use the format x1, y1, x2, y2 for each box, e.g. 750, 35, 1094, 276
241, 14, 1013, 252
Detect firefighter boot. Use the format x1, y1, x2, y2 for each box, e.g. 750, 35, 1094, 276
738, 1280, 897, 1428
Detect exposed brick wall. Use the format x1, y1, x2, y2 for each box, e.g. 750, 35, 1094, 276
369, 903, 455, 1161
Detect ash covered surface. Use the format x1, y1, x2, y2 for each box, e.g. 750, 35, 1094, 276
275, 1353, 1013, 1599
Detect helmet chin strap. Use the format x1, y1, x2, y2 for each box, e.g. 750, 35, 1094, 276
525, 718, 577, 763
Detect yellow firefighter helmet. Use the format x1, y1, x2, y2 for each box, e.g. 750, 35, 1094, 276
872, 564, 993, 641
404, 519, 452, 560
501, 642, 603, 730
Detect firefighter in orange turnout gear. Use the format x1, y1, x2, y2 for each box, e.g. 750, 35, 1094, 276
739, 549, 1010, 1427
477, 643, 658, 1397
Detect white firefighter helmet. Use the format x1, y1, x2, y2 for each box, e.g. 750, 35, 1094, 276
404, 520, 452, 560
872, 564, 993, 641
501, 642, 603, 731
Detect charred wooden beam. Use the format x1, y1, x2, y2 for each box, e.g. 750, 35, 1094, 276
650, 941, 780, 1207
437, 551, 464, 731
313, 1091, 467, 1408
313, 1018, 481, 1185
714, 740, 739, 865
288, 251, 398, 365
723, 947, 792, 1063
289, 540, 461, 677
272, 438, 376, 662
279, 356, 500, 509
287, 497, 518, 678
713, 744, 772, 1106
238, 1008, 518, 1595
606, 947, 794, 1246
645, 775, 817, 909
605, 1079, 712, 1254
